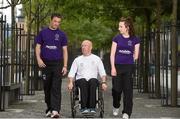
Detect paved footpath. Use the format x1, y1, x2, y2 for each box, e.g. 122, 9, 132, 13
0, 77, 180, 118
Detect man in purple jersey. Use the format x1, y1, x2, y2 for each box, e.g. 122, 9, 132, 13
110, 17, 140, 119
35, 13, 68, 118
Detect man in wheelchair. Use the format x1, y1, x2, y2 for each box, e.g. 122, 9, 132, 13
68, 40, 107, 114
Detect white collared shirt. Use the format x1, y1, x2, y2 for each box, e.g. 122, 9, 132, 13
68, 54, 106, 81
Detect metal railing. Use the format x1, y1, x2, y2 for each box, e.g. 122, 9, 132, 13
0, 15, 38, 111
138, 23, 180, 107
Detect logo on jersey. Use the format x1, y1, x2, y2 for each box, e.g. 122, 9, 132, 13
80, 63, 84, 67
54, 34, 60, 41
46, 45, 57, 50
128, 40, 132, 46
119, 50, 132, 54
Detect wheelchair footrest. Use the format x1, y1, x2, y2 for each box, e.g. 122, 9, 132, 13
82, 112, 96, 117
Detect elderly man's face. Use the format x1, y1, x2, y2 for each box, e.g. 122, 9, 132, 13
81, 41, 92, 56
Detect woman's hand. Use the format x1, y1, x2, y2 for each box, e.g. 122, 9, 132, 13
62, 66, 67, 76
111, 67, 117, 76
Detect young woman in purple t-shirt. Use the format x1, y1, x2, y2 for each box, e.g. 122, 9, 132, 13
110, 17, 140, 119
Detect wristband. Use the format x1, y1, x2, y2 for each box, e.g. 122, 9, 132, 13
101, 81, 107, 85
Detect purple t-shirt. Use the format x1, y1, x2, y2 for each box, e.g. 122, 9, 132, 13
112, 34, 140, 64
35, 27, 68, 61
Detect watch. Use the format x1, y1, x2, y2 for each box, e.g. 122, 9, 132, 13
101, 81, 107, 85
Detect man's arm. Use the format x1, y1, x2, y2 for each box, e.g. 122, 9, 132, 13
35, 44, 46, 68
62, 46, 68, 67
68, 77, 74, 91
101, 75, 106, 83
97, 58, 107, 91
62, 46, 68, 75
100, 75, 107, 91
67, 59, 78, 91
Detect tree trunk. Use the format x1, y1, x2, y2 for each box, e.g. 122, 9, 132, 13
25, 0, 32, 94
143, 9, 151, 93
34, 0, 40, 90
10, 1, 16, 84
171, 0, 177, 106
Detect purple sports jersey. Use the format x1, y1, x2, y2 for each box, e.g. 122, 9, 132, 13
113, 34, 140, 64
35, 27, 68, 61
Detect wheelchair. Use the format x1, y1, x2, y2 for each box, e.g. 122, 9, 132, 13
70, 81, 104, 118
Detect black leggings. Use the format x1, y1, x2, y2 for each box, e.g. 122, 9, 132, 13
112, 64, 134, 116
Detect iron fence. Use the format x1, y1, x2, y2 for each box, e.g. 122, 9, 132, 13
139, 23, 180, 106
0, 15, 37, 111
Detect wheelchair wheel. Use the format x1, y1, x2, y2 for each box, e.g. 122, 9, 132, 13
70, 88, 76, 118
98, 86, 104, 118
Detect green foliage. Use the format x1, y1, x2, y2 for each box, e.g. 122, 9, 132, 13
21, 0, 176, 50
61, 16, 114, 50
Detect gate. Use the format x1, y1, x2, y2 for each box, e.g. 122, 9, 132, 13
147, 23, 180, 106
0, 15, 37, 110
160, 23, 180, 106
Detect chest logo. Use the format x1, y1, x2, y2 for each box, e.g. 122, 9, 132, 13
55, 34, 60, 41
128, 40, 132, 46
80, 63, 84, 67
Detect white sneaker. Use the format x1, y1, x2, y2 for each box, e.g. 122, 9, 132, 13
45, 110, 51, 117
122, 113, 129, 119
51, 110, 60, 118
90, 109, 96, 113
81, 109, 89, 114
113, 108, 119, 116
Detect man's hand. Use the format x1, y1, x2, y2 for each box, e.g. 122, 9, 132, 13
37, 59, 46, 68
102, 83, 107, 91
62, 66, 67, 76
68, 82, 73, 91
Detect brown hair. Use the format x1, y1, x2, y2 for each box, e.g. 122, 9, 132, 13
120, 17, 135, 36
51, 13, 62, 20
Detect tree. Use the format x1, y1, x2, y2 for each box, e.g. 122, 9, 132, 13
171, 0, 178, 106
2, 0, 28, 84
